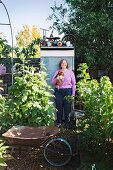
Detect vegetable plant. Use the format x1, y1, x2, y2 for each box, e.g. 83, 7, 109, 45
76, 63, 113, 155
0, 63, 56, 131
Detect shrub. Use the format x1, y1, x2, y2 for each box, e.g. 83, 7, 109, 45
77, 63, 113, 155
0, 64, 56, 131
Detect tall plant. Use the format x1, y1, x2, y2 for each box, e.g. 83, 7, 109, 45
15, 25, 41, 58
0, 64, 56, 131
50, 0, 113, 68
77, 63, 113, 154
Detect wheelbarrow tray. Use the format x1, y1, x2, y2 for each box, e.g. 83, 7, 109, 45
2, 126, 60, 147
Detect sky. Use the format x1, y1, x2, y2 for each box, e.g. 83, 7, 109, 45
0, 0, 64, 45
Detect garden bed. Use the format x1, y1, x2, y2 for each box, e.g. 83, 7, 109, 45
2, 127, 113, 170
6, 146, 79, 170
5, 128, 80, 170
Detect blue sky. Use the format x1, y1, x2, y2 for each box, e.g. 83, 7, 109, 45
0, 0, 64, 45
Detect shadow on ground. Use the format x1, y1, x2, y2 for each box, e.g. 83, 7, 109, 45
5, 146, 80, 170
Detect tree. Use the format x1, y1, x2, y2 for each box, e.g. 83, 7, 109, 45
15, 25, 41, 58
49, 0, 113, 69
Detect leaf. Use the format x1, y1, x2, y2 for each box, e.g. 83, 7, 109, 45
32, 85, 39, 92
32, 102, 42, 109
22, 95, 28, 102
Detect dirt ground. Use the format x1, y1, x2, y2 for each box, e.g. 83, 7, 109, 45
5, 146, 80, 170
4, 128, 81, 170
4, 129, 113, 170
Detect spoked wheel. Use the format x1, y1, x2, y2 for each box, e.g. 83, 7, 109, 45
44, 138, 72, 166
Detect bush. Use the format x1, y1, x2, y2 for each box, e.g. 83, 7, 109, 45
76, 63, 113, 155
0, 64, 56, 131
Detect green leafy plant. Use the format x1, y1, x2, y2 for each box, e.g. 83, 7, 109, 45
49, 0, 113, 70
0, 64, 56, 131
76, 63, 113, 155
0, 37, 12, 58
0, 142, 8, 168
14, 38, 41, 58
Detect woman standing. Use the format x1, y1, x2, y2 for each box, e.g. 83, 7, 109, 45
51, 59, 76, 129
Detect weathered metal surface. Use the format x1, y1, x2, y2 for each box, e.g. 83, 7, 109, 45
2, 126, 59, 147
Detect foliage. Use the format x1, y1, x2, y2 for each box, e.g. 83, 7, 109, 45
50, 0, 113, 68
0, 35, 12, 58
76, 63, 113, 155
0, 94, 6, 118
15, 25, 41, 58
0, 142, 8, 168
0, 64, 56, 131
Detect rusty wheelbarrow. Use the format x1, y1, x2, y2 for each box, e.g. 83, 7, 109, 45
2, 125, 72, 166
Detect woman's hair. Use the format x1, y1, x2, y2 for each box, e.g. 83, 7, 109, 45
59, 59, 69, 69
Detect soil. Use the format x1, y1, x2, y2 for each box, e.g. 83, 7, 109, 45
5, 147, 80, 170
4, 128, 81, 170
4, 127, 113, 170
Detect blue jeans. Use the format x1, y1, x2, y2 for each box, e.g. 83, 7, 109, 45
54, 88, 72, 128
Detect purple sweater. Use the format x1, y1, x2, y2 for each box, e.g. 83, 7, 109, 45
51, 69, 76, 96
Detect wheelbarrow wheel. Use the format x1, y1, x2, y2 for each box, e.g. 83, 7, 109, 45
44, 137, 72, 166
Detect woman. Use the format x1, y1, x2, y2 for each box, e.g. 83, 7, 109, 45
51, 59, 76, 129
